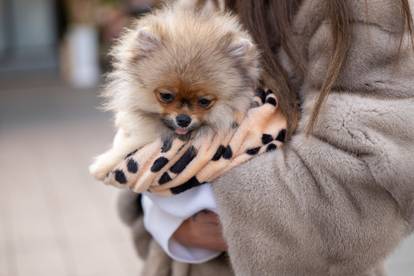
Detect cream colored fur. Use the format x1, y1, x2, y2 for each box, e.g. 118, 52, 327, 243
89, 1, 260, 180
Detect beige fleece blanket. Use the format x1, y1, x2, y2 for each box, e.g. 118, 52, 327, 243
103, 88, 287, 196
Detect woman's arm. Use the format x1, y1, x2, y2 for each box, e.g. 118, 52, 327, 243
213, 2, 414, 276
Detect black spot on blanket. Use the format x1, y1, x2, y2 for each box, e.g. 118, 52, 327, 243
246, 147, 261, 155
255, 88, 267, 104
266, 96, 277, 106
114, 170, 127, 184
170, 146, 197, 174
275, 129, 287, 142
261, 134, 273, 145
212, 145, 225, 161
223, 145, 233, 159
151, 157, 169, 172
159, 172, 172, 185
127, 158, 138, 173
266, 143, 277, 152
170, 176, 205, 194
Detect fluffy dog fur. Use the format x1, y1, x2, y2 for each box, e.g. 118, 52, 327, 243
89, 1, 260, 180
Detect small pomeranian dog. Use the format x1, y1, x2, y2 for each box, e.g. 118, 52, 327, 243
89, 0, 260, 180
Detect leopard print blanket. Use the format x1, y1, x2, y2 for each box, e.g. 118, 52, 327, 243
103, 88, 287, 196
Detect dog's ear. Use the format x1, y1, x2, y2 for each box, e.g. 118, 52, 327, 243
226, 36, 260, 86
228, 37, 255, 59
136, 27, 162, 54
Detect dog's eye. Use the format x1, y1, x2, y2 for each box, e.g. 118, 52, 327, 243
159, 91, 175, 103
198, 98, 213, 108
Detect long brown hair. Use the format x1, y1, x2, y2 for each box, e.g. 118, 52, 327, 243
226, 0, 414, 136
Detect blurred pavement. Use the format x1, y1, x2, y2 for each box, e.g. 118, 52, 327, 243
0, 73, 141, 276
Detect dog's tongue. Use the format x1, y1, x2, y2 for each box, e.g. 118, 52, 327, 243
175, 128, 188, 135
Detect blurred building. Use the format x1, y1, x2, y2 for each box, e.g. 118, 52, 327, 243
0, 0, 158, 87
0, 0, 59, 73
0, 3, 160, 276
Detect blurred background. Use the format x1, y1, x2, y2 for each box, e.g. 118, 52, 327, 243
0, 0, 413, 275
0, 0, 156, 275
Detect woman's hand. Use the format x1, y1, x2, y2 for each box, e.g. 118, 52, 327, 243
172, 211, 228, 252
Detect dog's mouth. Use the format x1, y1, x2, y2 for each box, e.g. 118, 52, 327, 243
175, 128, 189, 135
161, 118, 197, 137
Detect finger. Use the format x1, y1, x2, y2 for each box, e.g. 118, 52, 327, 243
193, 211, 220, 225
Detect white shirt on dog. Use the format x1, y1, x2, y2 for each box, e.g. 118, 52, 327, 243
142, 183, 221, 263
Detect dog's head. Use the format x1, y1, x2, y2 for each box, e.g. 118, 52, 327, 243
105, 5, 260, 136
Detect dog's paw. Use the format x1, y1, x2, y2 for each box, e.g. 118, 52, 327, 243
89, 155, 116, 181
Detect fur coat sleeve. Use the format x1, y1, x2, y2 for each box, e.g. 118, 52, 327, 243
212, 0, 414, 275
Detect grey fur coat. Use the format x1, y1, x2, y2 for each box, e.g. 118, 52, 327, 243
118, 0, 414, 275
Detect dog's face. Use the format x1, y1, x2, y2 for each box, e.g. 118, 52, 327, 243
106, 7, 260, 136
154, 85, 217, 135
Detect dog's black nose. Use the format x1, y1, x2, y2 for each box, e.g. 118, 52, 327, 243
176, 114, 192, 127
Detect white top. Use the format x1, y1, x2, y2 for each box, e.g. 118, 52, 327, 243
142, 183, 221, 263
